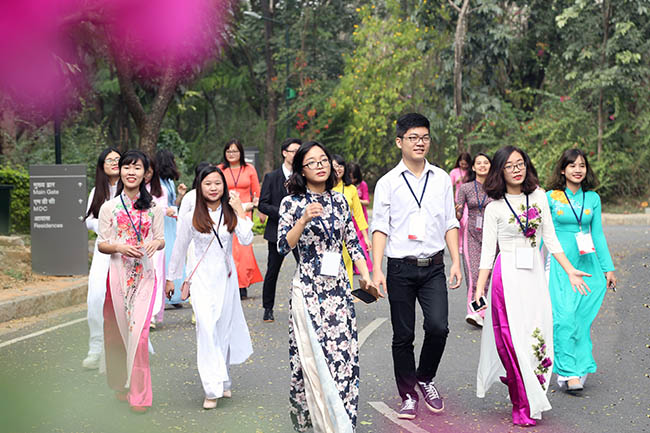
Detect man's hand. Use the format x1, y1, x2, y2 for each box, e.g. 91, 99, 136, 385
448, 262, 462, 289
372, 269, 388, 297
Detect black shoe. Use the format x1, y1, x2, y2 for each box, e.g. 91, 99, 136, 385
263, 309, 274, 322
417, 379, 444, 413
397, 394, 418, 419
240, 287, 248, 300
172, 303, 183, 309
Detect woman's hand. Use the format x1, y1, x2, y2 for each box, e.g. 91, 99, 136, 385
142, 241, 160, 258
252, 194, 259, 208
474, 285, 485, 305
177, 183, 187, 196
165, 280, 175, 300
165, 207, 176, 217
229, 191, 246, 217
605, 271, 617, 290
299, 202, 324, 225
568, 268, 592, 295
118, 244, 143, 258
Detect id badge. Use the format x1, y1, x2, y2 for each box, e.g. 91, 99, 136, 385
515, 247, 534, 269
139, 247, 153, 273
408, 211, 425, 241
475, 216, 483, 230
320, 251, 341, 276
575, 232, 595, 255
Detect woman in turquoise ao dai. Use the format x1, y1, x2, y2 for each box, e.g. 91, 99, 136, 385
546, 149, 617, 393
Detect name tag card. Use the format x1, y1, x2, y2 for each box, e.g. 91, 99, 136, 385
475, 216, 483, 230
515, 247, 534, 269
320, 251, 341, 276
575, 232, 595, 255
408, 211, 425, 241
140, 247, 153, 273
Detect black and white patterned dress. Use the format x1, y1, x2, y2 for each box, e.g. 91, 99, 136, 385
278, 189, 364, 432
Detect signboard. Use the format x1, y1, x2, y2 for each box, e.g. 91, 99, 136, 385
29, 164, 88, 275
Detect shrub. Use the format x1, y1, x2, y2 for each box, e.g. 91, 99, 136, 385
0, 165, 30, 234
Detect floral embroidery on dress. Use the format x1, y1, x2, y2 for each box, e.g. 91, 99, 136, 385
549, 190, 569, 204
532, 327, 552, 390
508, 203, 543, 247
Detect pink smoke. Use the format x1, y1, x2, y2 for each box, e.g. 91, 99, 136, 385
0, 0, 230, 123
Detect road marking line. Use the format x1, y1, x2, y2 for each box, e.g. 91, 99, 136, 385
368, 401, 430, 433
358, 317, 387, 349
0, 317, 86, 349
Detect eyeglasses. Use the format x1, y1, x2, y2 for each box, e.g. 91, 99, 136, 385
504, 162, 526, 172
105, 158, 120, 164
226, 149, 240, 154
399, 135, 431, 144
303, 158, 330, 170
284, 149, 298, 154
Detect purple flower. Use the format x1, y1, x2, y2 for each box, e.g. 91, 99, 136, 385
540, 344, 546, 353
524, 228, 536, 238
536, 374, 546, 385
527, 207, 540, 219
541, 357, 552, 368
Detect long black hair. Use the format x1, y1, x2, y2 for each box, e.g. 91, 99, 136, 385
192, 165, 237, 233
147, 155, 163, 198
192, 161, 212, 190
86, 147, 121, 219
332, 154, 353, 186
465, 152, 492, 182
546, 148, 599, 191
286, 141, 337, 195
222, 139, 247, 168
155, 149, 180, 181
116, 150, 154, 210
484, 146, 539, 200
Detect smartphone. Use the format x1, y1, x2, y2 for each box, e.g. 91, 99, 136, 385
471, 296, 487, 312
351, 288, 377, 304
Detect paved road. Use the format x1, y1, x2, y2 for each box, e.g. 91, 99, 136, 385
0, 226, 648, 433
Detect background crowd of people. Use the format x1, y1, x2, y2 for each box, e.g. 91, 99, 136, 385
81, 112, 616, 430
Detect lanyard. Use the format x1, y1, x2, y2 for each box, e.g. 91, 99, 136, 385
474, 180, 487, 212
120, 194, 143, 243
307, 191, 336, 245
210, 208, 225, 250
504, 194, 529, 237
401, 171, 430, 209
563, 190, 585, 230
229, 166, 243, 188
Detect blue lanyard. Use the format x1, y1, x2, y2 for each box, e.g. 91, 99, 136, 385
306, 191, 336, 245
563, 190, 585, 229
504, 194, 529, 236
210, 209, 225, 250
474, 180, 487, 212
119, 194, 142, 243
401, 171, 430, 209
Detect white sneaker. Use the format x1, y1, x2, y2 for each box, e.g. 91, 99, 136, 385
82, 353, 101, 369
465, 313, 483, 328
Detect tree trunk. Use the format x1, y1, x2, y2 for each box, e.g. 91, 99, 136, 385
450, 0, 471, 153
113, 51, 177, 156
597, 0, 611, 159
261, 0, 278, 175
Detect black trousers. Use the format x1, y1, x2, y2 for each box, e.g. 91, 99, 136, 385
262, 241, 299, 310
386, 258, 449, 400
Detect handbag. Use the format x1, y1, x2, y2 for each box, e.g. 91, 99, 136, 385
180, 236, 215, 301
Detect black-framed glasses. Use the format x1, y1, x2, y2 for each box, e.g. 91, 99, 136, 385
303, 158, 330, 170
399, 134, 431, 144
225, 149, 240, 154
504, 162, 526, 172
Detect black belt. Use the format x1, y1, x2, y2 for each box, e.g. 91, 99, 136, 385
390, 251, 443, 267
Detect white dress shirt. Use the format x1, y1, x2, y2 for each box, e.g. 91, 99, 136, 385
371, 159, 459, 258
281, 163, 292, 180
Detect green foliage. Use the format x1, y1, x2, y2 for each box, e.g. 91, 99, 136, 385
0, 165, 30, 234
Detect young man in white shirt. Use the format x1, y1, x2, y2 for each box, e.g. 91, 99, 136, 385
372, 113, 462, 419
